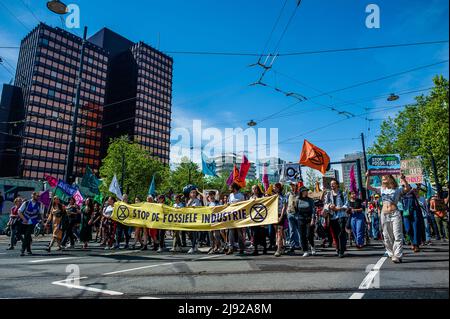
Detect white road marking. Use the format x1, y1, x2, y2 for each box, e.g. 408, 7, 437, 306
30, 257, 81, 263
350, 293, 364, 299
52, 277, 123, 296
138, 296, 161, 299
348, 256, 388, 299
103, 262, 184, 276
359, 257, 387, 289
103, 254, 225, 276
102, 250, 143, 256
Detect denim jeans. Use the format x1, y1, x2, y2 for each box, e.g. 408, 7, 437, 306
287, 213, 300, 248
423, 216, 431, 242
371, 214, 381, 239
429, 214, 440, 239
351, 212, 365, 246
404, 210, 423, 246
115, 224, 130, 247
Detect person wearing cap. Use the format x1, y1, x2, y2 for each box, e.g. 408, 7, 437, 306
296, 186, 317, 257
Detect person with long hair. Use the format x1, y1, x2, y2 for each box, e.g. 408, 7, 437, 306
101, 196, 116, 250
45, 196, 66, 252
274, 183, 288, 257
61, 197, 80, 249
296, 186, 317, 257
79, 198, 95, 249
366, 173, 411, 263
250, 185, 267, 255
348, 191, 365, 249
324, 179, 349, 258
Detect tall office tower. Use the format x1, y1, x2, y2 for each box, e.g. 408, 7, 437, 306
89, 29, 173, 165
14, 23, 108, 180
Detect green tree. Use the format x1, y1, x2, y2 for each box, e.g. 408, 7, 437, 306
305, 168, 319, 190
99, 136, 168, 200
168, 157, 204, 194
369, 76, 449, 183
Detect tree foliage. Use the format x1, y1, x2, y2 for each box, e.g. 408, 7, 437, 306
369, 76, 449, 183
99, 136, 169, 200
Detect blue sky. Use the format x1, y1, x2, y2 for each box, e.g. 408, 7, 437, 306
0, 0, 448, 175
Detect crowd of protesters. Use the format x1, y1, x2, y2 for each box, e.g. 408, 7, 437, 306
4, 176, 449, 263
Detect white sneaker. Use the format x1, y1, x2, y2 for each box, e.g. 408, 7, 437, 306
187, 248, 195, 254
248, 245, 254, 249
193, 246, 200, 253
311, 247, 316, 256
302, 252, 310, 257
157, 247, 163, 253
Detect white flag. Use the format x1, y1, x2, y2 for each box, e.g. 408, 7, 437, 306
108, 174, 123, 200
280, 164, 302, 183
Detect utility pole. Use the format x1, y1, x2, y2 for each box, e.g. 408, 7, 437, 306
360, 133, 369, 200
64, 26, 88, 183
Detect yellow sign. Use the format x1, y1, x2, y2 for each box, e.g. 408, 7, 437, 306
112, 195, 279, 231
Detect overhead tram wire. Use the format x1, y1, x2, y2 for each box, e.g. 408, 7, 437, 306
19, 0, 41, 23
255, 59, 449, 124
0, 39, 447, 56
0, 1, 31, 31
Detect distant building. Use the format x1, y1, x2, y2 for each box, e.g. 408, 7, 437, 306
213, 153, 257, 180
341, 152, 366, 190
324, 169, 340, 181
0, 84, 25, 178
258, 157, 286, 184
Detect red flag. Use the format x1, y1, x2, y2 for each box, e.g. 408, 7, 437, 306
262, 163, 269, 191
299, 140, 330, 174
239, 154, 251, 181
232, 165, 246, 188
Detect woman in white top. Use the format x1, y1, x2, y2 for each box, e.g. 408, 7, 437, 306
366, 173, 411, 263
102, 197, 116, 250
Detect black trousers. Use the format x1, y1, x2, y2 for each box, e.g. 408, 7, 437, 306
252, 226, 267, 249
158, 229, 166, 248
299, 218, 315, 252
21, 224, 34, 253
62, 220, 77, 246
330, 217, 348, 254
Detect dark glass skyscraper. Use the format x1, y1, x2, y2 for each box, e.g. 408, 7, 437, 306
4, 23, 173, 180
14, 23, 108, 180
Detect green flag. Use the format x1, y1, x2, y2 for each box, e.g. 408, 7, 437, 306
93, 193, 104, 205
81, 166, 100, 194
54, 187, 71, 204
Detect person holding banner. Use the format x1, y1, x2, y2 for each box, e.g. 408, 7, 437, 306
250, 185, 267, 255
141, 195, 158, 251
156, 195, 167, 253
226, 183, 246, 256
366, 173, 411, 263
187, 189, 203, 254
207, 191, 223, 254
324, 179, 349, 258
114, 194, 131, 250
170, 194, 185, 253
274, 183, 288, 257
131, 197, 144, 250
101, 197, 116, 250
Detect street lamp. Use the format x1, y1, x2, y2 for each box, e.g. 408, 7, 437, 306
247, 120, 257, 127
47, 0, 68, 14
387, 93, 400, 102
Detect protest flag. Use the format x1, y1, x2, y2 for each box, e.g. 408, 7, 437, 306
233, 165, 246, 188
262, 163, 269, 192
299, 140, 330, 174
148, 174, 156, 197
44, 174, 58, 188
239, 154, 251, 181
350, 165, 359, 196
108, 175, 123, 200
80, 166, 100, 194
202, 153, 217, 177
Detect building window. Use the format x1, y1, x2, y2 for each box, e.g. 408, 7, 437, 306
48, 89, 55, 97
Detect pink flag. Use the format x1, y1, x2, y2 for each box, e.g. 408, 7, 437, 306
262, 164, 269, 191
40, 190, 51, 208
239, 155, 251, 181
226, 169, 234, 186
350, 165, 359, 196
73, 190, 84, 206
44, 174, 58, 188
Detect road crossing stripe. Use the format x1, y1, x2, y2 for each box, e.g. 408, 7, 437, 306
359, 256, 387, 289
102, 254, 225, 275
52, 277, 123, 295
30, 257, 81, 263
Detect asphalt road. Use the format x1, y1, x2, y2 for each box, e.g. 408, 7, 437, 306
0, 235, 448, 299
